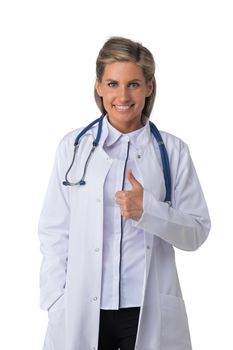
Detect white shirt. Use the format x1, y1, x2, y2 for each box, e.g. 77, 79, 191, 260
100, 117, 147, 310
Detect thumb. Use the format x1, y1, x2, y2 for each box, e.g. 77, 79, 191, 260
128, 169, 142, 190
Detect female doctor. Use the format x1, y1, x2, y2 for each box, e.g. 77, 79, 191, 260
38, 37, 211, 350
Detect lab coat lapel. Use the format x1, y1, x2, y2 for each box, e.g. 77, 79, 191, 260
136, 129, 166, 285
136, 120, 166, 201
88, 117, 113, 186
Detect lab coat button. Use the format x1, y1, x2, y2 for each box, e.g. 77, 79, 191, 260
95, 248, 100, 252
137, 154, 142, 159
146, 245, 150, 250
93, 296, 98, 301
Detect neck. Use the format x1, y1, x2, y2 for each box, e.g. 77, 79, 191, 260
107, 115, 147, 134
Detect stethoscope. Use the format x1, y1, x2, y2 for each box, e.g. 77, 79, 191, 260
63, 116, 171, 204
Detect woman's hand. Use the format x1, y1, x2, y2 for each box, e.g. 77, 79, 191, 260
115, 169, 144, 220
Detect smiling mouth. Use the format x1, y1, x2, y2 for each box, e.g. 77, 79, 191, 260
113, 104, 134, 111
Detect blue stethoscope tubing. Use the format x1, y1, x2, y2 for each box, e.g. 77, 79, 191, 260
63, 116, 171, 204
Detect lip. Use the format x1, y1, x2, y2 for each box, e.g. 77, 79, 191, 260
113, 104, 134, 112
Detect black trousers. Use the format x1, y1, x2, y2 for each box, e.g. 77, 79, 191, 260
98, 307, 140, 350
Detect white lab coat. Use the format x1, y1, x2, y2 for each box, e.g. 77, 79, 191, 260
38, 118, 211, 350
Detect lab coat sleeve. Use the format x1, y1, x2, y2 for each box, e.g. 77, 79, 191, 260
134, 144, 211, 251
38, 137, 70, 310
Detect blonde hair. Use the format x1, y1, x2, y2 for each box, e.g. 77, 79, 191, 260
94, 36, 156, 117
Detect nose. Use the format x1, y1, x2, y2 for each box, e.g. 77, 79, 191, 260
118, 85, 130, 102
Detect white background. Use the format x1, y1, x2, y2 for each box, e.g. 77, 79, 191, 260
0, 0, 232, 349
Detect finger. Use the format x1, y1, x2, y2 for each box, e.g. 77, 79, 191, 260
120, 208, 143, 220
115, 190, 130, 200
127, 169, 142, 189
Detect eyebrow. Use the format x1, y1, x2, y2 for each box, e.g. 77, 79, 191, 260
105, 79, 142, 82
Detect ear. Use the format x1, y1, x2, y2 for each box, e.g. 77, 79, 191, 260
146, 79, 154, 97
95, 80, 102, 97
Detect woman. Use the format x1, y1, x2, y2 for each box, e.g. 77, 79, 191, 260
38, 37, 211, 350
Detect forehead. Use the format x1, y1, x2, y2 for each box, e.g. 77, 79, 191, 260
102, 61, 145, 80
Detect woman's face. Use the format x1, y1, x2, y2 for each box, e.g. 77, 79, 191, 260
95, 62, 153, 133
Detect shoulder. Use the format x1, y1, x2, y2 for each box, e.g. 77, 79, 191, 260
58, 126, 91, 150
159, 130, 189, 154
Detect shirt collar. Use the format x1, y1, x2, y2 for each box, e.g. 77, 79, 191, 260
104, 116, 122, 147
100, 114, 151, 150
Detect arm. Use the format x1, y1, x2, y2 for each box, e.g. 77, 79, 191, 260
38, 138, 70, 310
134, 144, 211, 251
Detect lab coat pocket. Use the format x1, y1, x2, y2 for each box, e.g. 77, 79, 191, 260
43, 294, 66, 350
160, 294, 192, 350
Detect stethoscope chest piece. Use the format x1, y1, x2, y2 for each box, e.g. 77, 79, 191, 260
62, 115, 171, 205
63, 116, 103, 187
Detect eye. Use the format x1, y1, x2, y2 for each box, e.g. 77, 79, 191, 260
107, 81, 117, 88
128, 82, 140, 89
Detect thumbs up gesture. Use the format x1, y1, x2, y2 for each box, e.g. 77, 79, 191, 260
115, 169, 144, 220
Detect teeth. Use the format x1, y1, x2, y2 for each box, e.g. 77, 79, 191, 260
115, 105, 131, 110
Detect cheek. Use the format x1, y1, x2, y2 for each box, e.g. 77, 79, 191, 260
135, 94, 147, 107
102, 93, 115, 105
101, 96, 113, 112
102, 95, 111, 105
